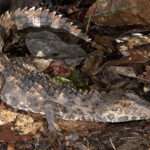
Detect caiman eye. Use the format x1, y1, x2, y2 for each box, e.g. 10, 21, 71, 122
51, 53, 59, 57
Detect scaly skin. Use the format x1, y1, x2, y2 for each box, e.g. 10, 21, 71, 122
1, 55, 150, 124
0, 7, 90, 54
0, 7, 149, 133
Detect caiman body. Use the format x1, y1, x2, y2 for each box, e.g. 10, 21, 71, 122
0, 55, 150, 124
0, 7, 149, 132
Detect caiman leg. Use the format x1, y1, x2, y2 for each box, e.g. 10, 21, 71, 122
44, 103, 61, 142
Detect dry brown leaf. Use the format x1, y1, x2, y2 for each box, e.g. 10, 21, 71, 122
86, 0, 150, 26
0, 124, 32, 143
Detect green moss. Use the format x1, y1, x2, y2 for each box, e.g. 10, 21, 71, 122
52, 70, 89, 90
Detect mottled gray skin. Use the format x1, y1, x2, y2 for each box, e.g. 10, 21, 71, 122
0, 8, 149, 133
25, 31, 86, 58
0, 7, 89, 131
1, 56, 150, 125
0, 7, 90, 53
25, 31, 86, 67
0, 7, 89, 69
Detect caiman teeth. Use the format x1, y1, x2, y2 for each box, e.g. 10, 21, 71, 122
29, 6, 36, 11
52, 11, 57, 15
22, 6, 28, 12
70, 22, 73, 25
58, 14, 62, 18
83, 90, 89, 95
